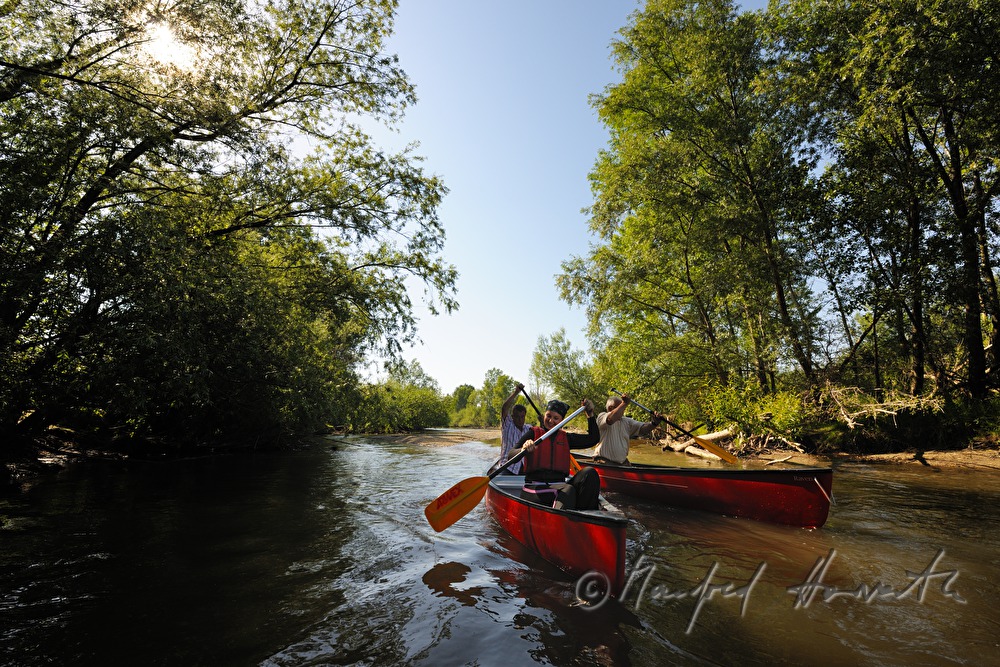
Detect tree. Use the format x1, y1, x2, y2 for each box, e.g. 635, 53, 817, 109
529, 329, 602, 401
478, 368, 513, 427
0, 0, 456, 448
561, 0, 821, 405
774, 0, 1000, 397
450, 384, 475, 413
451, 387, 483, 427
388, 360, 440, 392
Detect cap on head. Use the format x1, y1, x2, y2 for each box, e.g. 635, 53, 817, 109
545, 400, 569, 417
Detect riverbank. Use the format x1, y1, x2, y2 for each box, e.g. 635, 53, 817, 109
354, 428, 1000, 470
354, 428, 500, 447
8, 428, 998, 490
837, 445, 1000, 470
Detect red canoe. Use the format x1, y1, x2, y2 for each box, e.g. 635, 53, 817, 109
574, 455, 834, 528
485, 473, 628, 597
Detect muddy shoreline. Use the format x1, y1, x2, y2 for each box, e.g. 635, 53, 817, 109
8, 428, 998, 488
834, 446, 1000, 470
357, 428, 501, 447
356, 428, 1000, 470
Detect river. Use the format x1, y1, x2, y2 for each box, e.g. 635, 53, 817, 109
1, 433, 997, 666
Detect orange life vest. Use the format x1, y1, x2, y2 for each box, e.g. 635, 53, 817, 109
523, 425, 570, 475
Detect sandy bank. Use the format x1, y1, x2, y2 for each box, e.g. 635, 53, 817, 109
356, 428, 500, 448
837, 446, 1000, 471
351, 428, 1000, 471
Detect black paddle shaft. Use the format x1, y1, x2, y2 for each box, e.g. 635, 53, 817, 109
520, 386, 545, 422
611, 388, 701, 442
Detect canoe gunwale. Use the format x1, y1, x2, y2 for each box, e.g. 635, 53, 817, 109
572, 454, 833, 528
573, 454, 832, 476
486, 474, 628, 529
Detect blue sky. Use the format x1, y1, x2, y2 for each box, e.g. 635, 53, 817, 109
372, 0, 765, 394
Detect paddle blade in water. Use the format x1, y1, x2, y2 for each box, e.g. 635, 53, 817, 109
424, 476, 490, 532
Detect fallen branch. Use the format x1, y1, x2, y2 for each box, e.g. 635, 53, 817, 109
661, 439, 689, 453
823, 384, 943, 429
681, 445, 721, 461
693, 428, 734, 442
660, 427, 807, 460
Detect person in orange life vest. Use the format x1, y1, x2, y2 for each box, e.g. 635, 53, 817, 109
516, 398, 600, 510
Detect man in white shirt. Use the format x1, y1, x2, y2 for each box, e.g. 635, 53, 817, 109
499, 382, 533, 473
594, 393, 662, 464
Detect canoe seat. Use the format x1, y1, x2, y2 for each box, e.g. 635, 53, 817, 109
520, 481, 561, 507
491, 475, 525, 490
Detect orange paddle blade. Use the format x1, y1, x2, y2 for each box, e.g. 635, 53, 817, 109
691, 435, 740, 464
569, 454, 582, 474
424, 476, 490, 532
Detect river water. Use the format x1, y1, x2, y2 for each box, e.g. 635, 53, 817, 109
1, 433, 997, 666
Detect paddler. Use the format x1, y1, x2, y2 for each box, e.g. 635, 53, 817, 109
516, 398, 601, 510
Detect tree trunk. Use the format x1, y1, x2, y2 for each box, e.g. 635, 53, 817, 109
973, 171, 1000, 377
911, 106, 987, 398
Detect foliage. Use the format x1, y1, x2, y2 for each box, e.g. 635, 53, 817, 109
770, 0, 1000, 399
349, 369, 450, 434
451, 403, 483, 429
347, 360, 449, 433
701, 383, 814, 440
450, 385, 475, 413
0, 0, 457, 450
443, 368, 520, 428
387, 360, 440, 392
477, 368, 510, 427
386, 383, 450, 432
556, 0, 1000, 450
529, 329, 604, 401
562, 0, 822, 412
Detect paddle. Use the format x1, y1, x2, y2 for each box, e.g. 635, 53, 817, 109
519, 387, 583, 474
424, 404, 588, 532
520, 386, 544, 423
610, 389, 740, 464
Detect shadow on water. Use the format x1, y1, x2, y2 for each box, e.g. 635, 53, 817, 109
2, 438, 999, 666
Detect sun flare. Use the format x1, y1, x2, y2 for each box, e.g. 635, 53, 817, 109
143, 22, 197, 69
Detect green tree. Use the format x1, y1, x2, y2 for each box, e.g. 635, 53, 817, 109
561, 0, 820, 408
349, 362, 449, 433
388, 359, 440, 392
774, 0, 1000, 397
451, 384, 475, 412
529, 329, 602, 402
478, 368, 513, 428
451, 388, 483, 427
0, 0, 456, 449
388, 383, 449, 432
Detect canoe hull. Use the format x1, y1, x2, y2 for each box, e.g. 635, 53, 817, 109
575, 456, 833, 528
485, 475, 628, 596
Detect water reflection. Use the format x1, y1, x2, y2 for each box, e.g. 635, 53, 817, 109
422, 561, 483, 606
605, 461, 999, 666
